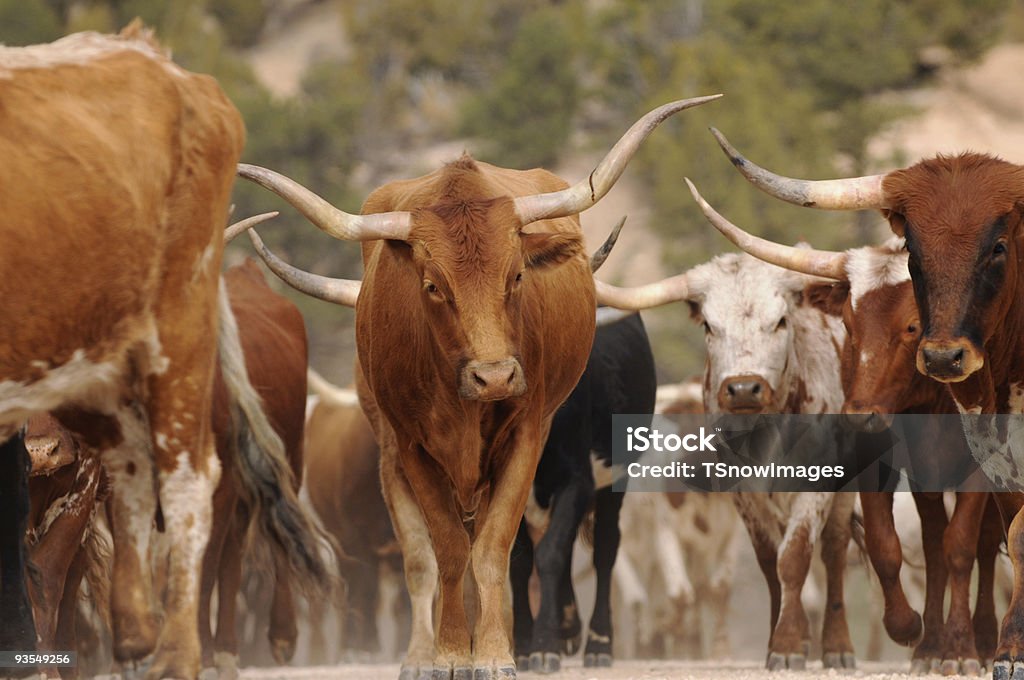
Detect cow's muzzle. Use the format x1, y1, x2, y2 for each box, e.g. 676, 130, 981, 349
459, 358, 526, 401
718, 374, 773, 414
841, 402, 893, 434
916, 339, 984, 383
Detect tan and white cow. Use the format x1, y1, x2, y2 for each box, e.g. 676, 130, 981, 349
0, 25, 244, 679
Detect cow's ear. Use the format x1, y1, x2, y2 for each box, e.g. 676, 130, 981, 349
804, 281, 850, 317
522, 232, 584, 270
883, 209, 906, 237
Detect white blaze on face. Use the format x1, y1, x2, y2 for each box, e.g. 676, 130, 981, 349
844, 238, 910, 312
687, 254, 803, 414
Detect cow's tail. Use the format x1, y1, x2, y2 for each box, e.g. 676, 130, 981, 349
849, 503, 871, 570
217, 282, 338, 600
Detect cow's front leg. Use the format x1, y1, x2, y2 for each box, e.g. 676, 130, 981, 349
767, 494, 831, 671
938, 492, 987, 676
379, 438, 438, 680
820, 492, 855, 669
993, 498, 1024, 680
399, 445, 473, 680
470, 426, 545, 679
584, 486, 625, 667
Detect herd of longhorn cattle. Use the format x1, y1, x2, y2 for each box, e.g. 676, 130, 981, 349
6, 23, 1024, 680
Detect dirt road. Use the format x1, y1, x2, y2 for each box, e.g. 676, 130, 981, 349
238, 660, 935, 680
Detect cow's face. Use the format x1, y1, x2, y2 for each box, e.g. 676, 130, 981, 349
883, 155, 1024, 383
688, 254, 801, 414
24, 413, 78, 476
809, 265, 934, 430
407, 199, 583, 401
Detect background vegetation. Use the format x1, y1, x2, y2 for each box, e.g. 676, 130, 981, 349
4, 0, 1021, 381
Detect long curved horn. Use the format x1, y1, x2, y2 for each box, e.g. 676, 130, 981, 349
595, 275, 690, 310
306, 368, 360, 408
513, 95, 723, 225
595, 306, 636, 327
225, 211, 279, 243
238, 164, 413, 241
590, 216, 626, 273
711, 128, 888, 210
685, 179, 848, 280
247, 229, 361, 307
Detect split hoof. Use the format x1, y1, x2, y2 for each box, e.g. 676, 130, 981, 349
767, 652, 806, 671
823, 651, 856, 669
583, 653, 612, 667
527, 653, 559, 674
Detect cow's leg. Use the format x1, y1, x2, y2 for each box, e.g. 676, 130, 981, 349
555, 555, 582, 654
819, 492, 855, 669
583, 486, 624, 668
379, 441, 438, 680
199, 465, 236, 672
339, 549, 381, 656
145, 347, 222, 680
211, 506, 243, 680
907, 492, 949, 673
0, 433, 37, 674
510, 519, 534, 668
100, 405, 161, 666
767, 494, 831, 671
993, 494, 1024, 680
470, 428, 546, 680
527, 474, 593, 673
52, 547, 88, 680
734, 495, 781, 651
974, 495, 1002, 665
268, 568, 298, 664
396, 445, 472, 679
938, 491, 987, 676
859, 491, 924, 647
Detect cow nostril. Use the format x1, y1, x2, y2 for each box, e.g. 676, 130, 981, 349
506, 369, 516, 385
473, 373, 487, 388
751, 383, 761, 395
952, 348, 964, 365
727, 384, 737, 397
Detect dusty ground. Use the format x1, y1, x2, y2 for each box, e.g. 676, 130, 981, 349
238, 660, 932, 680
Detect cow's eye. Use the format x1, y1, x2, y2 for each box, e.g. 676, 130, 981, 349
424, 281, 443, 300
994, 241, 1007, 256
514, 271, 524, 285
775, 317, 787, 332
906, 323, 918, 335
703, 321, 713, 336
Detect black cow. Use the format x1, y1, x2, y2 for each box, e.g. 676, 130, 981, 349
0, 431, 37, 675
510, 311, 656, 673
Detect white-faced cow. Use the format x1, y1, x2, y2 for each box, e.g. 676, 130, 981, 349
597, 252, 858, 671
0, 25, 246, 679
235, 95, 720, 679
701, 129, 1024, 679
684, 187, 1010, 675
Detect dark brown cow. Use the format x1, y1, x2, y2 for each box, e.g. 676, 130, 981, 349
198, 259, 316, 676
0, 25, 244, 678
303, 374, 405, 659
236, 95, 719, 679
679, 197, 1005, 674
694, 131, 1024, 679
